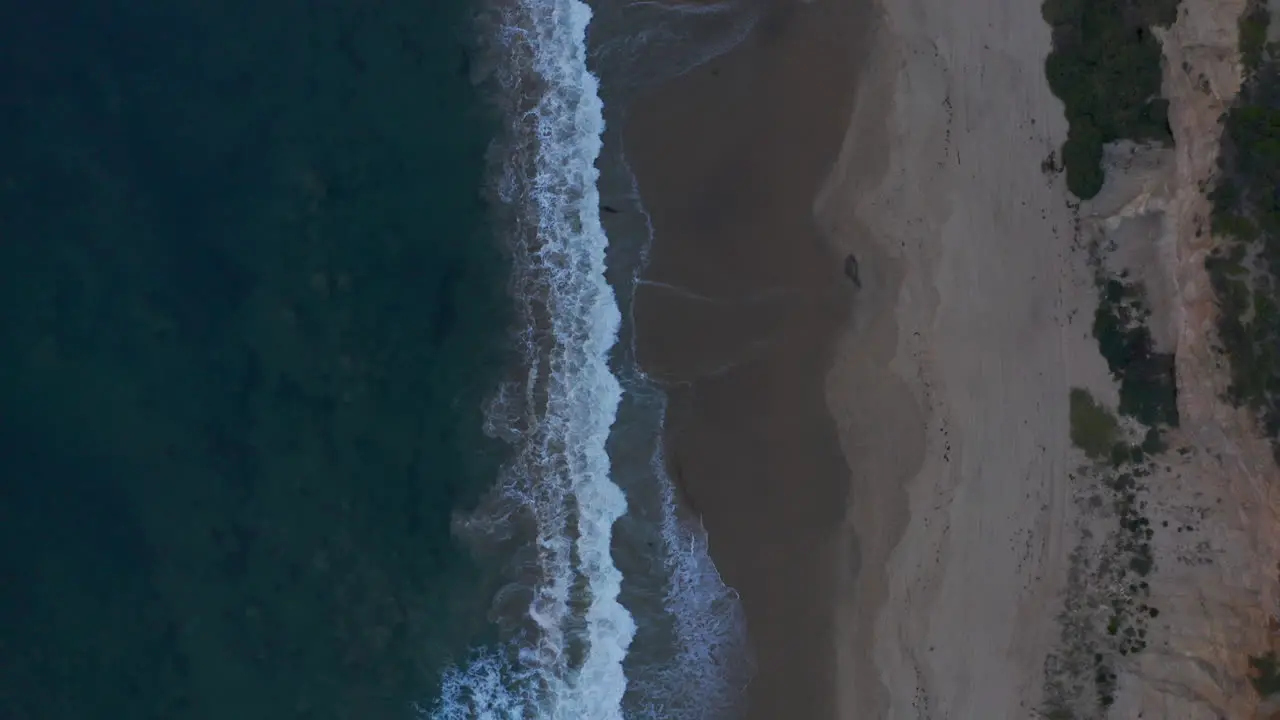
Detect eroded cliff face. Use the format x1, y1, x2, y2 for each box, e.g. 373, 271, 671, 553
1076, 0, 1280, 715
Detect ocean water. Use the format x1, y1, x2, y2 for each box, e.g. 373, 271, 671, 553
0, 0, 508, 717
0, 0, 759, 717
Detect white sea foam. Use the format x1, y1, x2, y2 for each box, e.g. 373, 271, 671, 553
613, 159, 754, 720
426, 0, 772, 714
427, 0, 634, 716
613, 431, 753, 720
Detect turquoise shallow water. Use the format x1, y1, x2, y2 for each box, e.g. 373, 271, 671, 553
0, 1, 510, 718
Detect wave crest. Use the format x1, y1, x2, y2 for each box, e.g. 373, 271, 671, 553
428, 0, 633, 716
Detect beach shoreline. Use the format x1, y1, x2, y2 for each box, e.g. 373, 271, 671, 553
628, 0, 1102, 713
623, 0, 873, 716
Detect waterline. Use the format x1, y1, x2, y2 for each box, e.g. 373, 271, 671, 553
427, 0, 633, 715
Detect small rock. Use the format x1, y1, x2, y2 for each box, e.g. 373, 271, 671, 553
844, 253, 862, 288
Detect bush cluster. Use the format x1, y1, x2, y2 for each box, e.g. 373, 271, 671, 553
1042, 0, 1178, 198
1092, 279, 1180, 428
1209, 43, 1280, 450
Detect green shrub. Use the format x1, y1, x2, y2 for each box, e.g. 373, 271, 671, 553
1212, 213, 1260, 243
1141, 426, 1166, 454
1070, 388, 1120, 459
1092, 282, 1180, 428
1250, 651, 1280, 696
1241, 3, 1271, 73
1063, 121, 1106, 199
1138, 0, 1182, 26
1210, 58, 1280, 445
1042, 0, 1174, 199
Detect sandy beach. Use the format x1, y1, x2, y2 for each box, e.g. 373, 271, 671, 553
630, 0, 1279, 714
629, 0, 1096, 712
817, 0, 1116, 711
630, 0, 1095, 710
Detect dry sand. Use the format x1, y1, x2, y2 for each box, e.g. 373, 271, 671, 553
815, 0, 1116, 714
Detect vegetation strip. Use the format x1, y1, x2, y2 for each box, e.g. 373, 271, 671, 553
1209, 4, 1280, 455
1041, 0, 1179, 198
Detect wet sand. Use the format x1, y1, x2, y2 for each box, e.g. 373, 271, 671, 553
625, 0, 871, 717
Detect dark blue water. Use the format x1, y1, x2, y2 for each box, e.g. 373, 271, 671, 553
0, 1, 510, 718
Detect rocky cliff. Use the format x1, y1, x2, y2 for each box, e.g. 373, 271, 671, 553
1076, 0, 1280, 715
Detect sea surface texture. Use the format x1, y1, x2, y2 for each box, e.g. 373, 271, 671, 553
0, 0, 755, 717
0, 0, 508, 717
